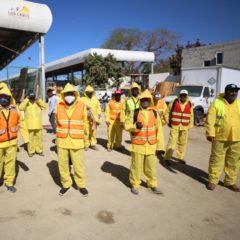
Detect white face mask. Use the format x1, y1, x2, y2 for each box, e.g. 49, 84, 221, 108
64, 95, 75, 104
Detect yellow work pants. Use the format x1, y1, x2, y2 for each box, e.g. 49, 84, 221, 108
129, 152, 158, 188
57, 147, 86, 188
84, 121, 97, 147
164, 128, 188, 161
27, 129, 43, 154
0, 145, 17, 186
107, 122, 123, 149
208, 141, 240, 186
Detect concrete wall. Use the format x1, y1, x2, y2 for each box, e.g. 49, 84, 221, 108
182, 41, 240, 69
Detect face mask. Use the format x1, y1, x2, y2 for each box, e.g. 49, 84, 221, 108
141, 100, 150, 109
64, 95, 75, 105
0, 97, 10, 107
132, 89, 139, 97
115, 95, 121, 102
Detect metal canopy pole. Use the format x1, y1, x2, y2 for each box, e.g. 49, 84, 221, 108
39, 34, 46, 101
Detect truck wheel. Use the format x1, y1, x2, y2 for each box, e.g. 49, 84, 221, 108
194, 109, 204, 126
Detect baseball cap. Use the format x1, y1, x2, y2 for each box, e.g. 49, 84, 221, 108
225, 84, 240, 91
114, 90, 122, 95
154, 93, 161, 98
179, 89, 188, 95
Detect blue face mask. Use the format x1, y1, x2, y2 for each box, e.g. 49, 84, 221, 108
0, 97, 10, 106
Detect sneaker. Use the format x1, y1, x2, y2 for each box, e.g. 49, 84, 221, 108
149, 187, 163, 195
227, 184, 240, 192
5, 185, 17, 193
59, 187, 70, 196
206, 182, 216, 191
91, 146, 99, 151
28, 153, 34, 157
131, 188, 139, 195
107, 148, 112, 152
38, 152, 44, 156
79, 188, 88, 197
84, 147, 89, 151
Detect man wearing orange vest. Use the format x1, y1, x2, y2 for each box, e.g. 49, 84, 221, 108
105, 90, 125, 151
125, 90, 163, 195
164, 89, 194, 165
55, 83, 88, 196
152, 93, 167, 154
0, 86, 29, 193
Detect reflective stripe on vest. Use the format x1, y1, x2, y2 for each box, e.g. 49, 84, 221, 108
0, 108, 19, 142
109, 100, 123, 121
170, 100, 191, 126
214, 99, 240, 131
132, 110, 157, 145
56, 101, 85, 139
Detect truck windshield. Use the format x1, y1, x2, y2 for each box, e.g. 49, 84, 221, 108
170, 86, 203, 97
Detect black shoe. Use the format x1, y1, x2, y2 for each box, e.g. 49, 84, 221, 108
148, 187, 163, 195
5, 185, 17, 193
59, 187, 70, 196
38, 152, 44, 156
79, 188, 88, 197
131, 188, 139, 195
165, 160, 171, 166
178, 160, 186, 164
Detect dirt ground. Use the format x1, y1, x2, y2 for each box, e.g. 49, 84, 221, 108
0, 109, 240, 240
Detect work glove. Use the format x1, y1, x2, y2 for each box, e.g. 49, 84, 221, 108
136, 122, 143, 130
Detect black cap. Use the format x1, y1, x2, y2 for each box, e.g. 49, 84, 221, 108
225, 84, 240, 91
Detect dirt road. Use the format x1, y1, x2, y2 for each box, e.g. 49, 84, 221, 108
0, 110, 239, 240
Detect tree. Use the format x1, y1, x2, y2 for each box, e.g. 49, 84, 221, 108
102, 28, 180, 73
83, 53, 124, 88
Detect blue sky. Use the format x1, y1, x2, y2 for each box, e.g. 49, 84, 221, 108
1, 0, 240, 76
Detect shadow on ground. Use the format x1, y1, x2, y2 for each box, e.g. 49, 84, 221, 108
46, 160, 61, 187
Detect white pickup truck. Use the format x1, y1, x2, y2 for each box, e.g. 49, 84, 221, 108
164, 85, 214, 126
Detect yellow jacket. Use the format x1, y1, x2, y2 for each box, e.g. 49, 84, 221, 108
19, 98, 47, 129
125, 90, 163, 155
164, 97, 194, 130
80, 85, 101, 124
105, 99, 126, 124
206, 94, 240, 141
0, 87, 29, 148
56, 83, 88, 149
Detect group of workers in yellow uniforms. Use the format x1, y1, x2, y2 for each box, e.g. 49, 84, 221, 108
0, 85, 29, 193
19, 92, 47, 157
206, 84, 240, 192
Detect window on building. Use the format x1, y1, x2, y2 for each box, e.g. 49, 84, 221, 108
216, 52, 223, 65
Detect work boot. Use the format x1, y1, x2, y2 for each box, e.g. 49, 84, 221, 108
59, 187, 70, 196
206, 182, 216, 191
131, 188, 139, 195
148, 187, 163, 195
91, 146, 99, 151
164, 160, 171, 166
79, 188, 88, 197
5, 185, 17, 193
227, 184, 240, 192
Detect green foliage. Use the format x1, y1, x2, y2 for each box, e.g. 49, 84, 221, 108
83, 53, 124, 88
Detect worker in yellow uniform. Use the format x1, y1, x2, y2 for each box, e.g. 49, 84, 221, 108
164, 89, 194, 165
80, 85, 101, 151
0, 86, 29, 193
105, 90, 125, 152
152, 93, 167, 154
206, 84, 240, 192
55, 83, 88, 196
125, 89, 163, 195
19, 91, 47, 157
125, 82, 141, 116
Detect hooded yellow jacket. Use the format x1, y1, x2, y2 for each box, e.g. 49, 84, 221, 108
126, 82, 142, 113
0, 87, 29, 148
206, 94, 240, 141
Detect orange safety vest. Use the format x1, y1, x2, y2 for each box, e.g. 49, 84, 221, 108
170, 99, 191, 126
109, 100, 123, 121
56, 101, 85, 139
0, 107, 19, 142
132, 110, 158, 145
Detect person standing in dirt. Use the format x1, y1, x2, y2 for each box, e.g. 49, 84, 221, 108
206, 84, 240, 192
